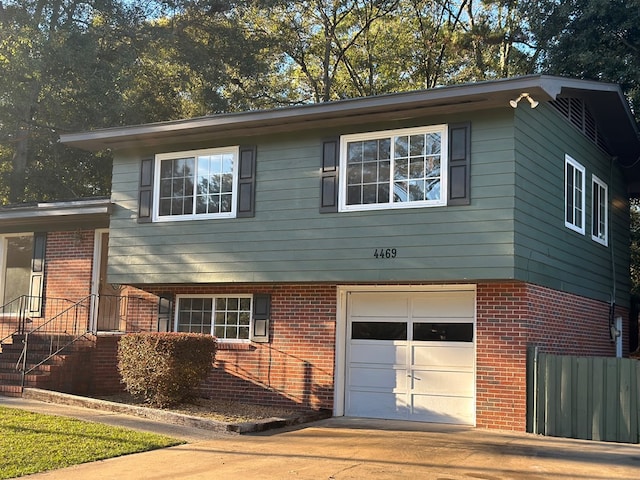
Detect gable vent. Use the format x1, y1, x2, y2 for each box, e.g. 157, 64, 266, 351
550, 97, 609, 153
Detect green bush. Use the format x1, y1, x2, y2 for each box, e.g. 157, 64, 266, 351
117, 333, 216, 407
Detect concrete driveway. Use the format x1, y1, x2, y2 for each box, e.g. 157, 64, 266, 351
21, 416, 640, 480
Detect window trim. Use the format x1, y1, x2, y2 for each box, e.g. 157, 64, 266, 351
564, 154, 585, 235
338, 125, 448, 212
591, 175, 608, 246
174, 294, 253, 343
153, 146, 239, 222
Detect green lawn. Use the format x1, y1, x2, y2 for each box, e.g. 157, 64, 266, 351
0, 406, 183, 479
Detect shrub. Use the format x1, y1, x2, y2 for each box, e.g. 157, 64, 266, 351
117, 333, 216, 407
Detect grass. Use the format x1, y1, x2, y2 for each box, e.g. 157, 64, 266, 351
0, 406, 183, 479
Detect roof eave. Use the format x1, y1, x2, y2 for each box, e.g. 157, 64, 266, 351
62, 75, 573, 152
0, 198, 113, 232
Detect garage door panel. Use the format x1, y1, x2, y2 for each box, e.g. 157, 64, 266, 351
350, 342, 407, 364
411, 370, 474, 396
412, 292, 475, 318
412, 345, 474, 367
410, 395, 475, 424
350, 293, 409, 317
349, 366, 408, 391
347, 391, 408, 420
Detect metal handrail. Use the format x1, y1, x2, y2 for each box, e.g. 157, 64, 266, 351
0, 296, 78, 346
18, 295, 94, 387
2, 292, 156, 392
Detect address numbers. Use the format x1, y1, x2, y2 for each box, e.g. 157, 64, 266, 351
373, 248, 397, 259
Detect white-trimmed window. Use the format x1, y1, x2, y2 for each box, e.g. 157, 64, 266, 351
591, 175, 608, 246
564, 155, 585, 234
339, 125, 448, 212
175, 295, 252, 342
154, 147, 238, 221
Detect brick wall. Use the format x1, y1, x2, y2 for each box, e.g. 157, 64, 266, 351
475, 282, 625, 430
146, 284, 336, 410
121, 287, 159, 332
476, 283, 530, 430
89, 335, 126, 395
44, 230, 95, 303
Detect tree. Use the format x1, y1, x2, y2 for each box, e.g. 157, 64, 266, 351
531, 0, 640, 117
0, 0, 139, 202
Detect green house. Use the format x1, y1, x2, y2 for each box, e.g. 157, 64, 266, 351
60, 75, 640, 431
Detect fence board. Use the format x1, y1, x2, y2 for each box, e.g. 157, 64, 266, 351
528, 352, 639, 444
575, 357, 590, 440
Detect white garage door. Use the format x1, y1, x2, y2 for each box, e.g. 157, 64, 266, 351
345, 290, 475, 425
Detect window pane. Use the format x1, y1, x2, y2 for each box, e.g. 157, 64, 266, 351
379, 160, 390, 181
425, 179, 441, 200
348, 142, 363, 164
3, 236, 33, 303
176, 297, 212, 334
394, 159, 408, 181
395, 136, 408, 158
409, 134, 425, 156
362, 163, 377, 183
409, 158, 424, 179
347, 185, 362, 204
413, 323, 473, 342
352, 322, 407, 340
394, 181, 408, 202
238, 327, 250, 339
347, 164, 362, 184
362, 184, 378, 204
409, 180, 425, 201
220, 194, 232, 212
212, 296, 252, 340
426, 133, 441, 155
378, 139, 390, 160
363, 140, 378, 162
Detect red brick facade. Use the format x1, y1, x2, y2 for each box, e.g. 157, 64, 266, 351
476, 282, 624, 430
130, 280, 625, 431
44, 230, 95, 303
145, 284, 337, 411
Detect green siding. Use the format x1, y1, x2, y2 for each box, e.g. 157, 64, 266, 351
513, 104, 630, 304
107, 103, 631, 304
108, 111, 518, 285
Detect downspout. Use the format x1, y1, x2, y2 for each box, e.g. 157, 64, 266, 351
609, 156, 620, 344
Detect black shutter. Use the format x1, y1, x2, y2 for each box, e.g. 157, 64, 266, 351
28, 232, 46, 316
320, 137, 339, 213
448, 123, 471, 206
251, 293, 271, 343
138, 157, 154, 223
157, 293, 173, 332
237, 145, 257, 218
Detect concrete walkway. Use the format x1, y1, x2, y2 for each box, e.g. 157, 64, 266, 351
2, 395, 640, 480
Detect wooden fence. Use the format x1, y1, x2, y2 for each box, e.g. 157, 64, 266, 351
527, 349, 640, 443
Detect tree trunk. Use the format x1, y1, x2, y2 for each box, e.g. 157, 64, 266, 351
9, 123, 30, 203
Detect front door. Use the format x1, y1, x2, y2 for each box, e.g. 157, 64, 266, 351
96, 232, 124, 331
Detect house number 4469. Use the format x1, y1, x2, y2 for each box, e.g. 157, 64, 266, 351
374, 248, 397, 259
